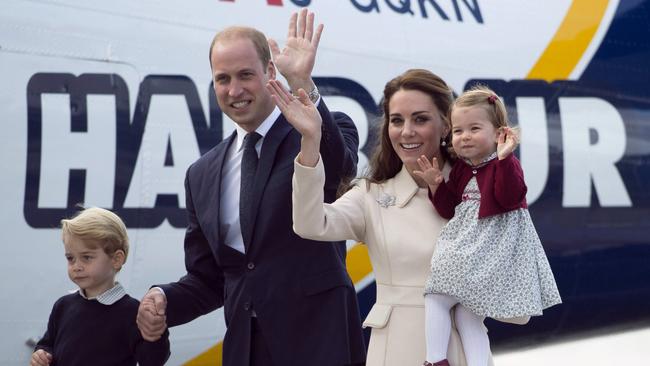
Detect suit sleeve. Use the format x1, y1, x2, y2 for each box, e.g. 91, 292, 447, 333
493, 154, 527, 209
293, 157, 366, 242
316, 100, 359, 198
159, 168, 224, 327
432, 161, 462, 220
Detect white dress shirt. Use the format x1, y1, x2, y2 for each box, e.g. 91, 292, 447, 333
219, 107, 281, 253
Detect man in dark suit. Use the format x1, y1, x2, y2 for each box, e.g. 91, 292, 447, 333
136, 9, 366, 366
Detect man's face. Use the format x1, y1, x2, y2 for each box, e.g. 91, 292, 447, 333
211, 38, 276, 132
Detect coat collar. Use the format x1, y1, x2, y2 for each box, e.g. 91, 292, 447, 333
382, 165, 419, 208
385, 162, 451, 208
200, 132, 235, 247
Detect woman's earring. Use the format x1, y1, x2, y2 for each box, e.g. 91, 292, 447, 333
441, 140, 447, 147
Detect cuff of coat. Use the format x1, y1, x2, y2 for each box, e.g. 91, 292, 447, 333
293, 154, 326, 185
294, 154, 323, 172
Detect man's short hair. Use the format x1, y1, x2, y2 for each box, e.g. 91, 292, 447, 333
209, 26, 272, 69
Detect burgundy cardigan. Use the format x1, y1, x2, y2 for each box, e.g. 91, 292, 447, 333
431, 154, 528, 219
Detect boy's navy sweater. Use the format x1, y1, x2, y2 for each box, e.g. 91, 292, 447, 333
35, 292, 169, 366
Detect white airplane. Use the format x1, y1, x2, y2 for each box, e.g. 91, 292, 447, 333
2, 0, 649, 365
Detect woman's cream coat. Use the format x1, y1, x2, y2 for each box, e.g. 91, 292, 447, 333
293, 158, 483, 366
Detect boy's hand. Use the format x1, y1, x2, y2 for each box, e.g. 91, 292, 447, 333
30, 349, 52, 366
497, 127, 519, 160
413, 155, 443, 191
137, 288, 168, 342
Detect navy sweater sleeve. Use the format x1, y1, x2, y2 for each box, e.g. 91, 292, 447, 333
34, 298, 61, 355
132, 323, 170, 365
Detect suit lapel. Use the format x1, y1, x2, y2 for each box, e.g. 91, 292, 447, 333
246, 116, 292, 250
204, 132, 236, 246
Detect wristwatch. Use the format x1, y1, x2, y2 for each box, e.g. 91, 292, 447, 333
292, 85, 320, 104
306, 85, 320, 103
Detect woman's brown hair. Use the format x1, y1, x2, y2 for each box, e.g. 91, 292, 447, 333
364, 69, 454, 184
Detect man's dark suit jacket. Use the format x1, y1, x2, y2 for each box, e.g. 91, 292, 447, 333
160, 101, 366, 366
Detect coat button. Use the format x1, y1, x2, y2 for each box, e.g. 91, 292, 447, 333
472, 169, 477, 175
247, 262, 255, 270
244, 302, 250, 311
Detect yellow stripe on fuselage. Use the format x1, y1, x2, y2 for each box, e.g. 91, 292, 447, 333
345, 243, 373, 284
527, 0, 609, 81
184, 342, 222, 366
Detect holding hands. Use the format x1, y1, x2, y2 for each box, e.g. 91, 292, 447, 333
30, 349, 52, 366
414, 155, 444, 193
496, 127, 519, 160
136, 289, 168, 342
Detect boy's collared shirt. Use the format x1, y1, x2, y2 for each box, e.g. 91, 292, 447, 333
76, 282, 126, 305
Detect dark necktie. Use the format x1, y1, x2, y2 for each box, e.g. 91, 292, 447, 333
240, 132, 262, 249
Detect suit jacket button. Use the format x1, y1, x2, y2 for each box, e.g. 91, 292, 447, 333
247, 262, 255, 270
244, 302, 250, 311
472, 169, 477, 175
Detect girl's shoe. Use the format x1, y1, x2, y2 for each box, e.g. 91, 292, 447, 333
422, 360, 450, 366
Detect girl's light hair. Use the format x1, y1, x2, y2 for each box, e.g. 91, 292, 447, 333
61, 207, 129, 260
453, 85, 509, 130
450, 85, 519, 156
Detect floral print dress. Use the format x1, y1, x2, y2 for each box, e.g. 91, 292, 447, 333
424, 162, 562, 318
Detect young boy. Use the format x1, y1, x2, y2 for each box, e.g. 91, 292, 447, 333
31, 207, 170, 366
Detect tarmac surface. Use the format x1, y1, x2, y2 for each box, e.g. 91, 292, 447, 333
493, 327, 650, 365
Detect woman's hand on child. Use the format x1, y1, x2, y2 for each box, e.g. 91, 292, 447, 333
30, 349, 52, 366
497, 127, 519, 160
413, 155, 443, 191
266, 79, 322, 141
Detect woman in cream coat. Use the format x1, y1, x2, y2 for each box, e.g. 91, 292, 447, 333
267, 70, 526, 366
